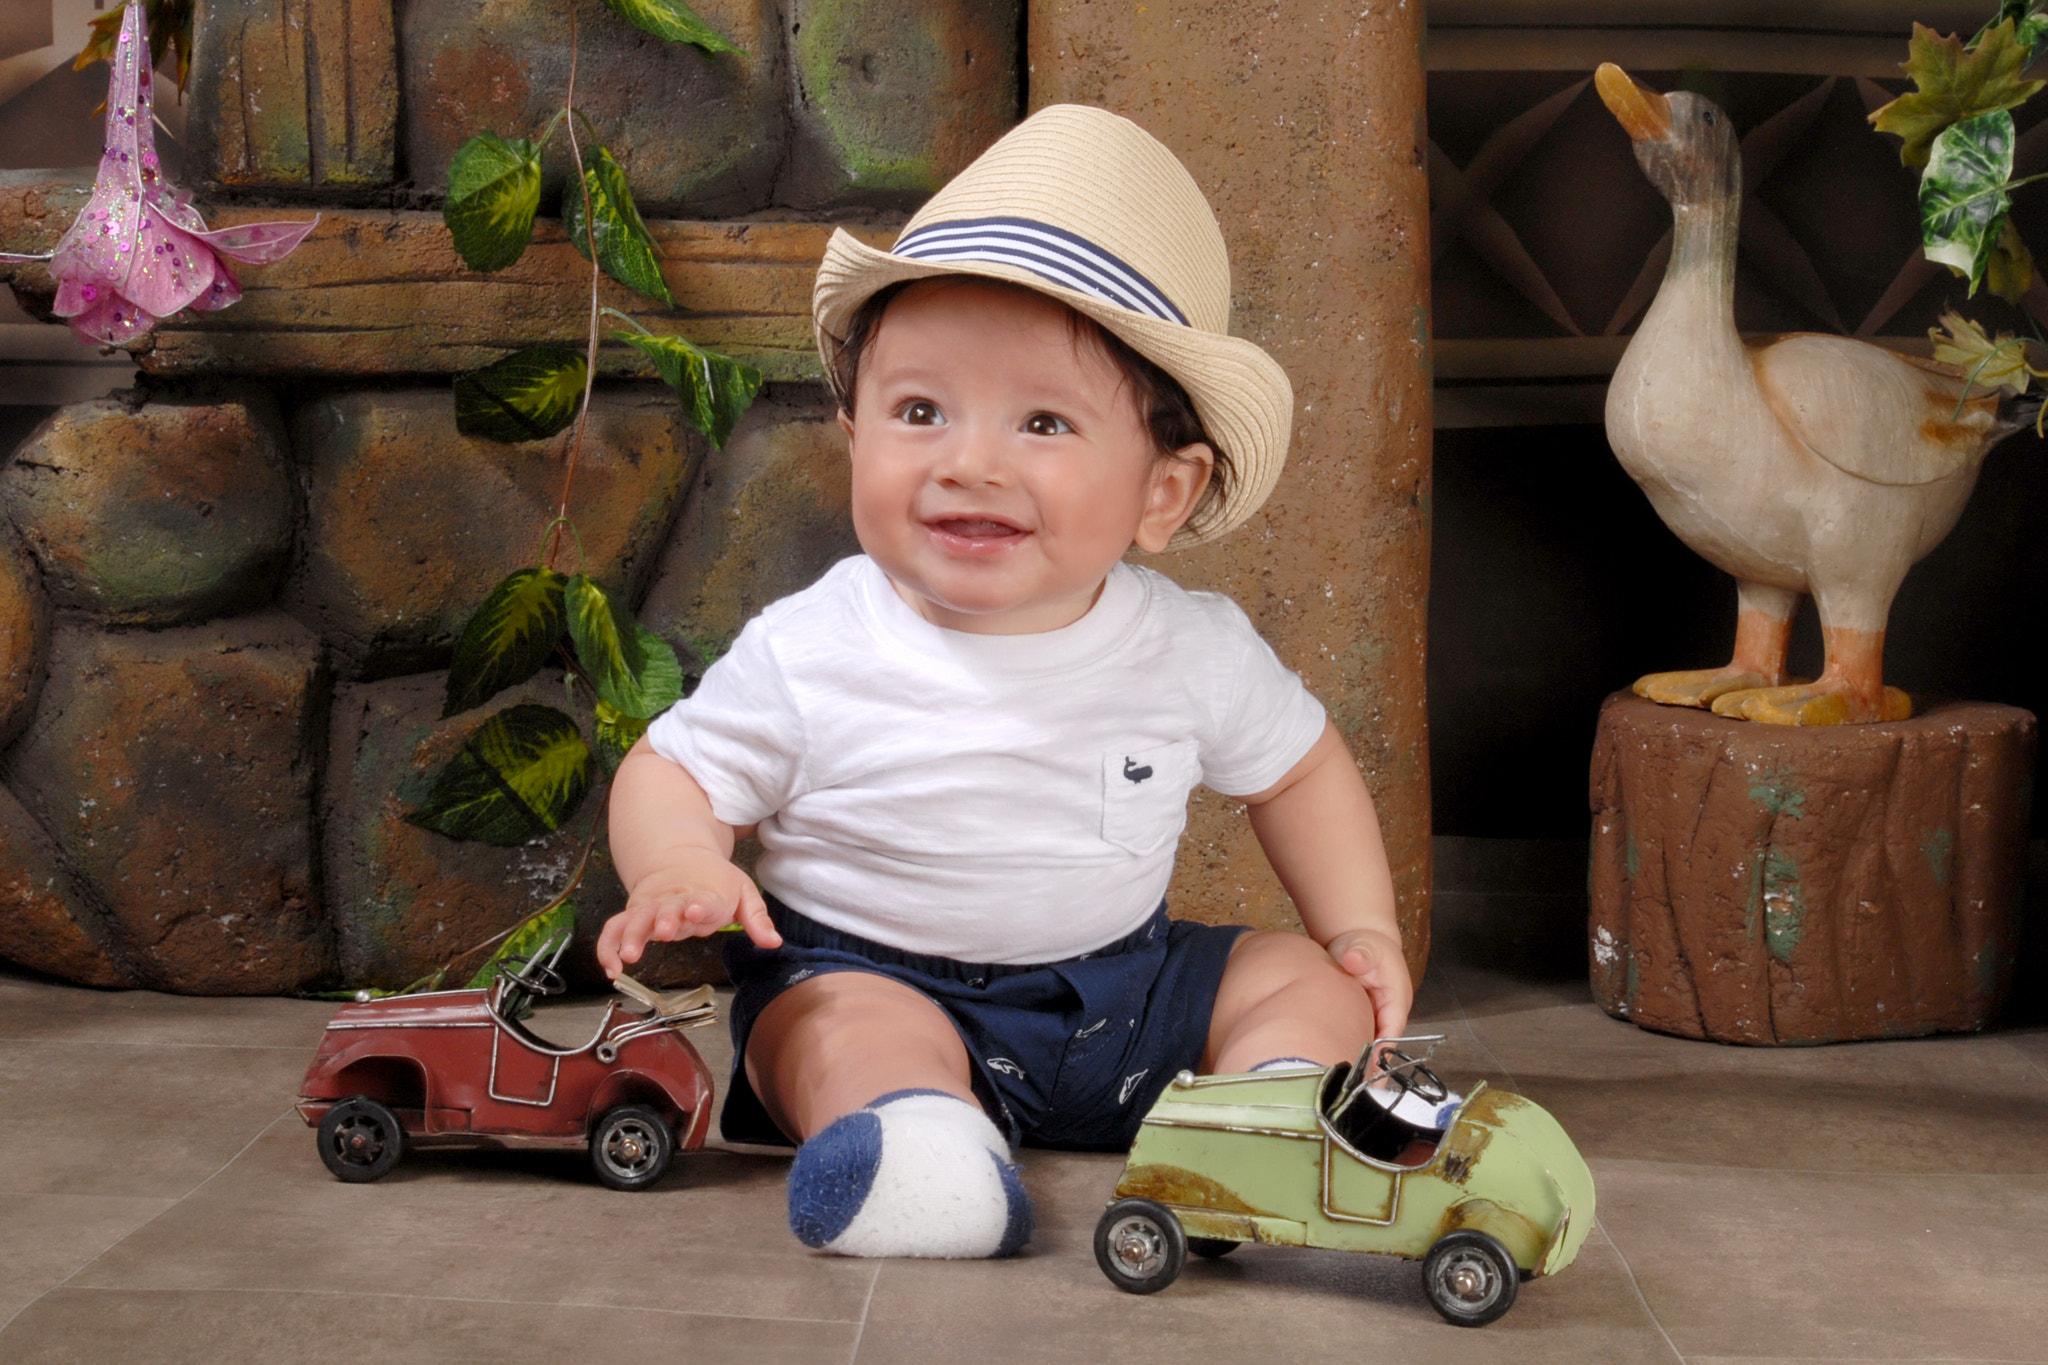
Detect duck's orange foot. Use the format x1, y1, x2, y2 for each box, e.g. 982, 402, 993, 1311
1709, 683, 1912, 726
1633, 669, 1781, 708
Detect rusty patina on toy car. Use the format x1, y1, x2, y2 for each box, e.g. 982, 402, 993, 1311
1094, 1038, 1594, 1326
297, 937, 718, 1191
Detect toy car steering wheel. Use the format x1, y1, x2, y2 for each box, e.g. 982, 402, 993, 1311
499, 958, 566, 998
1371, 1044, 1449, 1105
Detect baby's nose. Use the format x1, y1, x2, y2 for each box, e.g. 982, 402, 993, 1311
934, 427, 1008, 484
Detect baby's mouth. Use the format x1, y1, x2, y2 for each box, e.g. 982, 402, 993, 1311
931, 517, 1024, 541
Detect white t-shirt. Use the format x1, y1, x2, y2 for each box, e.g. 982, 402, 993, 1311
645, 555, 1326, 963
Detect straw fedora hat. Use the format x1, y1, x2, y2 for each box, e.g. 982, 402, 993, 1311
813, 104, 1293, 550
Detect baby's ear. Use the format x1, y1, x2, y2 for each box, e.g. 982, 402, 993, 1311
837, 408, 856, 441
1133, 443, 1214, 553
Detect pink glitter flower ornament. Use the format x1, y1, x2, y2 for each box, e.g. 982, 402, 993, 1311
0, 2, 317, 346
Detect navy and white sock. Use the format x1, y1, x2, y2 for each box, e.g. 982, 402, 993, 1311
786, 1089, 1033, 1258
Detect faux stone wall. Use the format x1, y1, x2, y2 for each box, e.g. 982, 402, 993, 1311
0, 0, 1436, 994
0, 379, 833, 993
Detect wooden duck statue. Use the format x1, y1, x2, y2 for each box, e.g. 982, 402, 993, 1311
1597, 64, 2036, 725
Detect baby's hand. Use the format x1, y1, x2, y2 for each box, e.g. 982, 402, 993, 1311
1326, 927, 1413, 1043
596, 849, 781, 977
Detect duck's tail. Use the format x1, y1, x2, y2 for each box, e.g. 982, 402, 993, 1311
1996, 388, 2047, 441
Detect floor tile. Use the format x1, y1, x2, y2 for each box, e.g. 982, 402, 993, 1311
72, 1118, 875, 1325
0, 1287, 862, 1364
0, 968, 334, 1049
2002, 1026, 2048, 1084
854, 1211, 1676, 1365
0, 1040, 307, 1197
1466, 1005, 2048, 1175
0, 1193, 172, 1324
1595, 1159, 2048, 1360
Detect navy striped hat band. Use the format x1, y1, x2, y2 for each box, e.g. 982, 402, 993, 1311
890, 217, 1189, 327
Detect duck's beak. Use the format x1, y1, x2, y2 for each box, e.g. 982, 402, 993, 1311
1596, 63, 1672, 143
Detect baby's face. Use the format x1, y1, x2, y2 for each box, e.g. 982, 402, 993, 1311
843, 278, 1209, 635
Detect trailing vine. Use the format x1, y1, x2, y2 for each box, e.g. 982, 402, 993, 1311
382, 0, 764, 995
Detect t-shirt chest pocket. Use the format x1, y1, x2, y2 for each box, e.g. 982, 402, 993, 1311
1100, 741, 1197, 855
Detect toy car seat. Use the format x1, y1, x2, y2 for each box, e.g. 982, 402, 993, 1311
1324, 1036, 1461, 1165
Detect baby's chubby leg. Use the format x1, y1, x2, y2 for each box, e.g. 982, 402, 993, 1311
1203, 930, 1381, 1073
749, 973, 1032, 1258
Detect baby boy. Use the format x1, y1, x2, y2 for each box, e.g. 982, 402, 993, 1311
597, 104, 1412, 1259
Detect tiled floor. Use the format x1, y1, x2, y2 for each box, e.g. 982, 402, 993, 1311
3, 851, 2045, 1363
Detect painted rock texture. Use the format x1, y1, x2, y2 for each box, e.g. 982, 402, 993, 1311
0, 390, 295, 626
324, 671, 721, 992
639, 391, 859, 663
1, 522, 46, 750
287, 387, 699, 679
0, 614, 332, 994
782, 0, 1020, 207
400, 0, 784, 217
1589, 691, 2037, 1044
326, 671, 617, 989
186, 0, 399, 188
0, 783, 132, 988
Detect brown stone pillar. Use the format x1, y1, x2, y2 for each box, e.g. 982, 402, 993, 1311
1029, 4, 1436, 977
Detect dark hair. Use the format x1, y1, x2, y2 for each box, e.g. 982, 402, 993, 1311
824, 277, 1234, 528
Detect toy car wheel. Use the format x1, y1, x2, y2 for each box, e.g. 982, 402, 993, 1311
590, 1105, 675, 1191
1422, 1230, 1520, 1327
317, 1096, 404, 1183
1188, 1237, 1239, 1258
1094, 1198, 1187, 1294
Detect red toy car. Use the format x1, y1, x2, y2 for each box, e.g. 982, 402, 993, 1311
297, 937, 718, 1190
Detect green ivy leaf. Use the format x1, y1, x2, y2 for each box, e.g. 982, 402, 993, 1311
614, 330, 763, 448
594, 699, 649, 774
444, 133, 545, 271
599, 0, 741, 53
408, 704, 592, 847
600, 625, 686, 720
443, 567, 569, 719
454, 345, 589, 443
565, 575, 648, 709
467, 900, 578, 990
565, 147, 676, 307
1921, 108, 2018, 293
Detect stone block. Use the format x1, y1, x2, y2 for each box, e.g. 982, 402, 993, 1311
0, 615, 332, 994
286, 386, 699, 679
0, 784, 135, 988
1, 522, 47, 751
323, 670, 722, 992
1589, 692, 2036, 1043
781, 0, 1020, 208
401, 0, 784, 217
5, 180, 893, 382
186, 0, 399, 188
639, 392, 857, 662
1, 390, 295, 626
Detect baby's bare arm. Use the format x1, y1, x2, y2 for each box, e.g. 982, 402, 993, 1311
1241, 719, 1412, 1040
598, 735, 780, 977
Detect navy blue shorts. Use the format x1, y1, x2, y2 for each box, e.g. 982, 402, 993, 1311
719, 897, 1247, 1152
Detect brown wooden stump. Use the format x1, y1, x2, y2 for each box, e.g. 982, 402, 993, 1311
1589, 692, 2036, 1044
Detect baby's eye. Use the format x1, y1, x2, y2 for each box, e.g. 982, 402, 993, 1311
897, 400, 945, 426
1023, 412, 1073, 436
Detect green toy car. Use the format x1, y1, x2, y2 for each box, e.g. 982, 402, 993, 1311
1093, 1038, 1594, 1326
